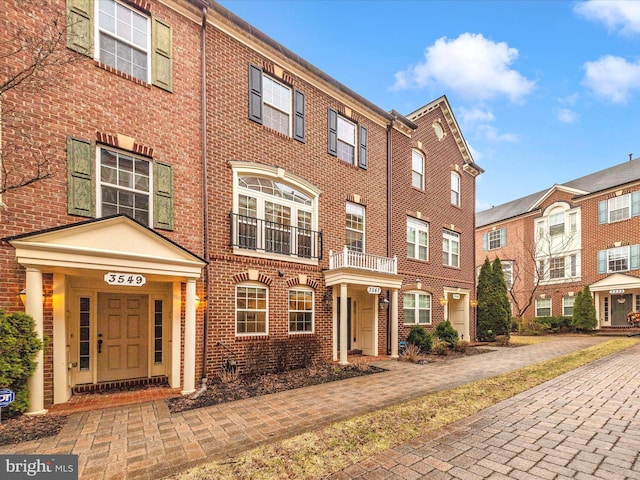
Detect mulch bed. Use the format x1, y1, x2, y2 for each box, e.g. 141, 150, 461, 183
167, 363, 386, 414
0, 413, 68, 447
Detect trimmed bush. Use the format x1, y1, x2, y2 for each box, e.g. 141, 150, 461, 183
435, 320, 459, 346
535, 315, 573, 333
406, 325, 433, 353
0, 311, 43, 415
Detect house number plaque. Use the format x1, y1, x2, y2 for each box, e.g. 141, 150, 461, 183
104, 272, 147, 286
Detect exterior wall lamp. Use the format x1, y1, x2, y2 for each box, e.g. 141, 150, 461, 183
439, 296, 448, 306
378, 298, 390, 310
470, 299, 478, 308
19, 289, 26, 306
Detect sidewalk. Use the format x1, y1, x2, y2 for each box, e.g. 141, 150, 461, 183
330, 339, 640, 479
0, 336, 620, 479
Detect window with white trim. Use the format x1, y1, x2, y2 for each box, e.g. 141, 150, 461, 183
97, 0, 150, 82
236, 284, 268, 335
483, 228, 506, 250
502, 260, 513, 289
288, 288, 314, 333
606, 246, 632, 272
346, 202, 364, 252
412, 150, 424, 189
262, 75, 291, 136
598, 192, 640, 224
562, 296, 575, 316
337, 116, 356, 164
550, 257, 565, 279
403, 292, 432, 325
99, 147, 151, 225
535, 298, 551, 317
234, 176, 319, 259
407, 218, 428, 260
451, 171, 461, 206
548, 212, 565, 236
442, 229, 460, 268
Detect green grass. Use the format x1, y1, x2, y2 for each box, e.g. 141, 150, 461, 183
175, 338, 638, 480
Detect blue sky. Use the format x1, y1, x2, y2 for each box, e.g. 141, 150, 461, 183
218, 0, 640, 211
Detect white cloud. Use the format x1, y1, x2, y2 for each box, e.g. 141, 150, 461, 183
459, 107, 495, 124
574, 0, 640, 35
559, 93, 579, 106
476, 124, 519, 143
582, 55, 640, 103
557, 108, 579, 123
391, 33, 535, 103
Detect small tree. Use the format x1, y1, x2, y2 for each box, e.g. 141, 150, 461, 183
406, 325, 432, 353
0, 310, 43, 415
476, 257, 497, 341
435, 320, 459, 346
572, 286, 597, 331
491, 258, 512, 337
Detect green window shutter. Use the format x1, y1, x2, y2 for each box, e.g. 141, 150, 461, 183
358, 125, 368, 170
293, 88, 305, 143
248, 64, 263, 124
153, 161, 173, 230
66, 0, 94, 56
482, 233, 488, 251
631, 245, 640, 270
632, 191, 640, 217
67, 137, 95, 217
598, 200, 608, 224
152, 19, 173, 92
500, 228, 507, 247
327, 108, 337, 156
597, 250, 606, 274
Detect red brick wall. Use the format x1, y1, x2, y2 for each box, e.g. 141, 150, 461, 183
1, 0, 206, 404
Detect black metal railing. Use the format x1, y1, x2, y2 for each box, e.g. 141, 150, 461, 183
229, 212, 322, 259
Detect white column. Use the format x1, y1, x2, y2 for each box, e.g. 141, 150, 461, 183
181, 279, 197, 395
390, 288, 399, 358
332, 286, 338, 362
339, 283, 348, 365
52, 274, 70, 405
171, 282, 181, 388
25, 267, 47, 415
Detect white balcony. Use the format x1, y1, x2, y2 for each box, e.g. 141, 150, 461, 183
329, 247, 397, 275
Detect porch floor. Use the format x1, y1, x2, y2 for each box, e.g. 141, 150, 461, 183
48, 384, 181, 415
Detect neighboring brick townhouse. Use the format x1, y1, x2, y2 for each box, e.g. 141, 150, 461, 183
1, 0, 481, 412
476, 157, 640, 329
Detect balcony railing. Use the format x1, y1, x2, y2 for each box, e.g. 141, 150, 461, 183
229, 212, 322, 260
329, 247, 397, 274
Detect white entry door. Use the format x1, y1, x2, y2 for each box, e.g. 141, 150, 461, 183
97, 293, 148, 382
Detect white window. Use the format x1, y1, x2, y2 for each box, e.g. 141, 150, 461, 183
550, 257, 565, 279
97, 0, 150, 82
262, 75, 291, 136
608, 246, 630, 272
236, 284, 268, 335
234, 176, 318, 258
502, 261, 513, 289
407, 218, 428, 260
403, 292, 432, 325
98, 147, 151, 225
442, 229, 460, 268
337, 116, 357, 164
548, 212, 565, 236
569, 212, 577, 232
412, 150, 424, 189
563, 296, 575, 316
486, 228, 506, 250
346, 202, 365, 252
451, 172, 461, 206
289, 289, 314, 333
609, 195, 630, 223
535, 298, 551, 317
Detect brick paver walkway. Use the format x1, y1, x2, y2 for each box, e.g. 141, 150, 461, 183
331, 339, 640, 480
0, 336, 630, 479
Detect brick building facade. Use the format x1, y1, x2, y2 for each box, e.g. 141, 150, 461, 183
1, 0, 481, 411
476, 158, 640, 328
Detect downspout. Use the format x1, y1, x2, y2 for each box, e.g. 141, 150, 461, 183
386, 119, 393, 354
194, 3, 209, 398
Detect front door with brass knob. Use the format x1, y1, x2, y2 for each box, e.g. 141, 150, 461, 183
97, 293, 149, 382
